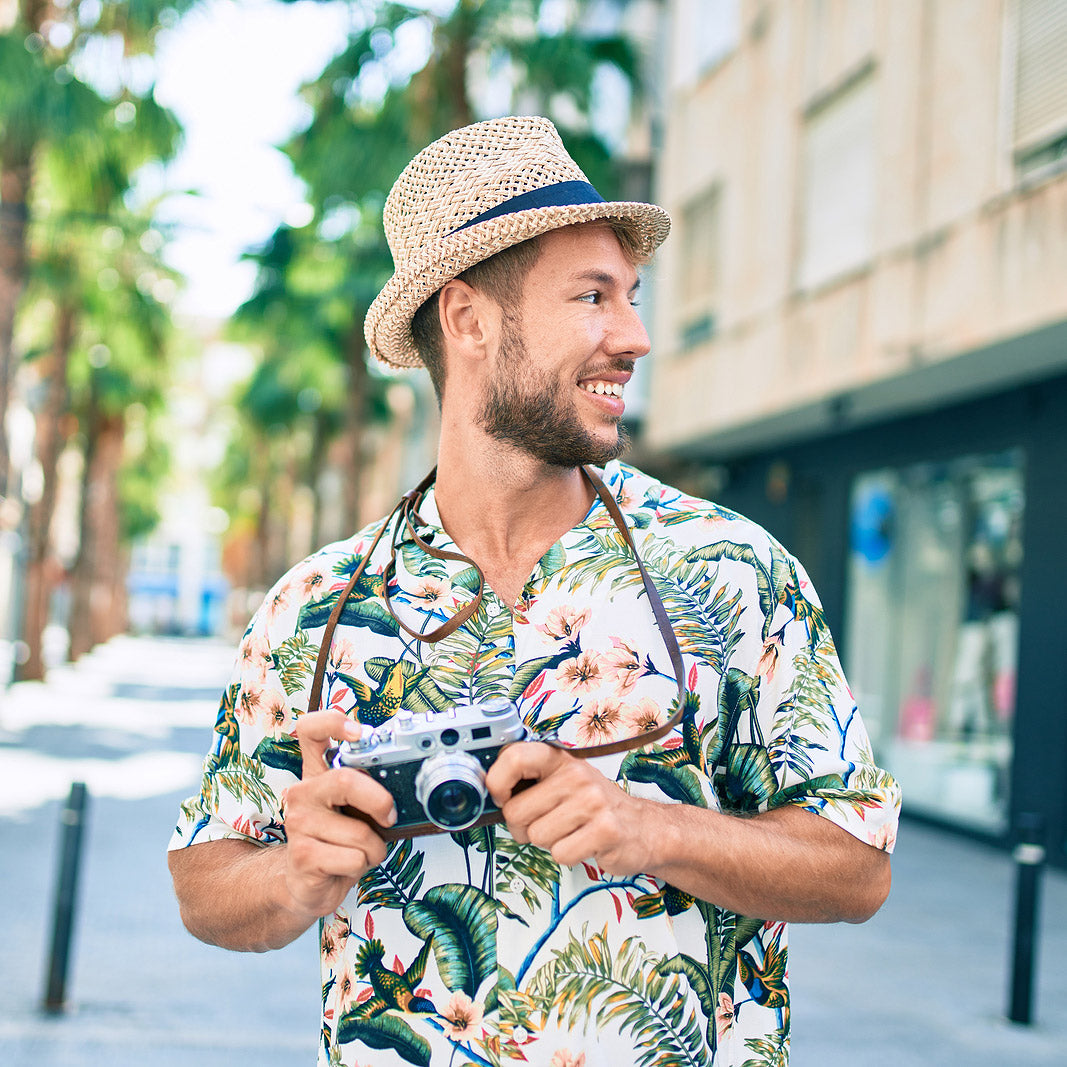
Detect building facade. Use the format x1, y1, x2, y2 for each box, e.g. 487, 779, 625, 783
645, 0, 1067, 863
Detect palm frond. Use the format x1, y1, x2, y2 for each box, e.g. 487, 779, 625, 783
272, 628, 318, 695
527, 926, 709, 1067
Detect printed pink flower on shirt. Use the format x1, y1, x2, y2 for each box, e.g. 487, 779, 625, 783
551, 1051, 587, 1067
441, 991, 484, 1041
556, 650, 603, 694
574, 697, 623, 746
413, 577, 451, 605
236, 684, 262, 725
537, 605, 591, 641
868, 822, 897, 851
622, 697, 665, 735
238, 631, 274, 684
321, 914, 350, 970
298, 563, 329, 601
716, 992, 735, 1041
601, 638, 646, 695
262, 689, 294, 739
757, 635, 782, 680
329, 638, 358, 676
265, 583, 291, 621
334, 962, 359, 1014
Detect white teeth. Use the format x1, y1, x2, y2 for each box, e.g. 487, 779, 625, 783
582, 381, 623, 397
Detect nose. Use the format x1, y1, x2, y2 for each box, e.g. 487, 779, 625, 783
612, 298, 652, 361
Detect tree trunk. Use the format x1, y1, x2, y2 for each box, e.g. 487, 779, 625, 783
307, 413, 328, 552
16, 301, 76, 680
342, 324, 368, 535
253, 453, 273, 592
68, 403, 124, 660
0, 151, 33, 499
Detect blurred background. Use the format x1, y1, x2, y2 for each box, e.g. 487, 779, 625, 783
1, 0, 1066, 866
2, 2, 1067, 1063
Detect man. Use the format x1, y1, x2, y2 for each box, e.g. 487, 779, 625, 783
170, 116, 900, 1066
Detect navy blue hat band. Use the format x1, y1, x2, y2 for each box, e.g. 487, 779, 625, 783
451, 180, 604, 234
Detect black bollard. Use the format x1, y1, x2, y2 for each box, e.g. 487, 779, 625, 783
1008, 811, 1045, 1026
43, 781, 89, 1014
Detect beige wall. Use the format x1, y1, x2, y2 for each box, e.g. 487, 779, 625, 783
647, 0, 1067, 455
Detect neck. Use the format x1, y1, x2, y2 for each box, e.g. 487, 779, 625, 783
435, 434, 594, 557
429, 426, 596, 607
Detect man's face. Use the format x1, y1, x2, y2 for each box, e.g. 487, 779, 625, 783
476, 224, 650, 469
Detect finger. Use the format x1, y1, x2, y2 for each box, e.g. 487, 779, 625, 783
487, 742, 566, 805
295, 711, 362, 779
520, 796, 589, 852
295, 766, 397, 829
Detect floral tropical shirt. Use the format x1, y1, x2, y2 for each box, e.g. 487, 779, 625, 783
171, 461, 899, 1067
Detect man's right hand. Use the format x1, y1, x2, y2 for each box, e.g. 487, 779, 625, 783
281, 711, 398, 919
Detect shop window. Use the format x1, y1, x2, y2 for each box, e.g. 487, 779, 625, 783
797, 70, 876, 290
844, 451, 1024, 833
1013, 0, 1067, 180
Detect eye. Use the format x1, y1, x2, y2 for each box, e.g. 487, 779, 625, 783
577, 291, 601, 305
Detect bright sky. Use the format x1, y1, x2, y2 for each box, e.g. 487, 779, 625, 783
152, 0, 353, 320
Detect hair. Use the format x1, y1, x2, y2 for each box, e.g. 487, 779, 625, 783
409, 221, 647, 405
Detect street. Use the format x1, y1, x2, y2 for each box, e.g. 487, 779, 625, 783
1, 634, 1064, 1065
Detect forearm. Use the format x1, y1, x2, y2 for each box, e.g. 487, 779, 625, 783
640, 801, 891, 924
168, 839, 321, 953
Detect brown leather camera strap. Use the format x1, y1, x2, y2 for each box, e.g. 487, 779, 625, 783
308, 466, 687, 759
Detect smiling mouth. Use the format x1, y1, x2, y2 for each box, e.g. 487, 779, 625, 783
580, 381, 625, 398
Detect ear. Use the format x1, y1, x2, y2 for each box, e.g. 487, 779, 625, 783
438, 279, 500, 363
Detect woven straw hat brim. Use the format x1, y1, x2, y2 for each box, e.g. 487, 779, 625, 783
365, 199, 670, 370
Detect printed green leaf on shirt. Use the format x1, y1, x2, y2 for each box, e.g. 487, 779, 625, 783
252, 735, 302, 778
357, 837, 426, 911
334, 1012, 431, 1066
528, 925, 708, 1067
403, 884, 498, 996
621, 753, 709, 807
685, 540, 793, 641
271, 628, 318, 695
718, 744, 778, 812
435, 607, 515, 705
495, 838, 562, 914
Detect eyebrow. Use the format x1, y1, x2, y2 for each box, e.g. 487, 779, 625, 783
571, 270, 641, 294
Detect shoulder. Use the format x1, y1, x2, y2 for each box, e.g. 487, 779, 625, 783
600, 460, 783, 559
245, 514, 394, 641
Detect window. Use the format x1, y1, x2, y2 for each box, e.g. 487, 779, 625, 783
676, 183, 722, 349
797, 71, 876, 290
844, 452, 1025, 833
669, 0, 741, 89
1013, 0, 1067, 178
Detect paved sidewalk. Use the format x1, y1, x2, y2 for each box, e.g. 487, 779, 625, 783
1, 634, 1064, 1065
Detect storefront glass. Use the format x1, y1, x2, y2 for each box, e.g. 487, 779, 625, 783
844, 451, 1024, 833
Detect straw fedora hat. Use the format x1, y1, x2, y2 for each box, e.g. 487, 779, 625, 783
364, 115, 671, 369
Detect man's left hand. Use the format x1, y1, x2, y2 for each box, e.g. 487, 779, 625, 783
486, 742, 650, 875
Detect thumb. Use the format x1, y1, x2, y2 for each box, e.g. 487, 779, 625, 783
294, 710, 362, 779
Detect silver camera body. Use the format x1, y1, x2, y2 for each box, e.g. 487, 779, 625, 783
329, 696, 531, 834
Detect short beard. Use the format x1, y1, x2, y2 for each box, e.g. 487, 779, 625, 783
477, 316, 631, 469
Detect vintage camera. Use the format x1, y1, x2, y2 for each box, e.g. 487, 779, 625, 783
328, 696, 532, 837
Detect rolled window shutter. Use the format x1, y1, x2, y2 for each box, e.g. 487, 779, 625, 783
1014, 0, 1067, 151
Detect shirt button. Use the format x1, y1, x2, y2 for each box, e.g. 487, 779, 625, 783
485, 600, 501, 617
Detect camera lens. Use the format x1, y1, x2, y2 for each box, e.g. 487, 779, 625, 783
415, 752, 488, 831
